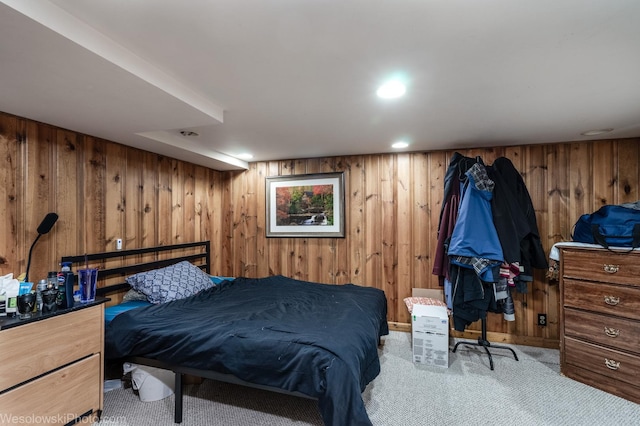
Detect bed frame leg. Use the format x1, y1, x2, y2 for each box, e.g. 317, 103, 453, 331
174, 372, 183, 423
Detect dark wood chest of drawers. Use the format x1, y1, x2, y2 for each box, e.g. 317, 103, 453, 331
560, 247, 640, 404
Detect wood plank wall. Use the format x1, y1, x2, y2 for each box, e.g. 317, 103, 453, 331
0, 112, 225, 303
2, 111, 639, 347
219, 143, 639, 348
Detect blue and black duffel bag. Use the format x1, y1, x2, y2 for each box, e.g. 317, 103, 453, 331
572, 204, 640, 249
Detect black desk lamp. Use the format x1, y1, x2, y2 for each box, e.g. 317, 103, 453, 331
24, 212, 58, 282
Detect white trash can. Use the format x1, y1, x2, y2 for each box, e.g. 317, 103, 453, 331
123, 362, 175, 402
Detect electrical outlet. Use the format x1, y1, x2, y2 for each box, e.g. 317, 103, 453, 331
116, 238, 123, 250
537, 313, 547, 327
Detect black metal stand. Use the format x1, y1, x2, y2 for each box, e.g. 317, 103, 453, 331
452, 317, 519, 370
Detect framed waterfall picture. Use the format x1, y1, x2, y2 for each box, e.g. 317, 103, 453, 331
266, 172, 345, 238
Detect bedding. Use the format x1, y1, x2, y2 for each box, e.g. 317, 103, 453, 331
105, 300, 152, 324
126, 260, 214, 304
105, 275, 388, 426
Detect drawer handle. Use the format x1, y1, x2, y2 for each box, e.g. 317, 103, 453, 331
604, 296, 620, 306
605, 358, 620, 370
603, 264, 619, 274
604, 327, 620, 338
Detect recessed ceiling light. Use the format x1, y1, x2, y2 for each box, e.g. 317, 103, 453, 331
237, 153, 253, 160
392, 141, 409, 149
580, 128, 614, 136
179, 130, 199, 137
377, 81, 406, 99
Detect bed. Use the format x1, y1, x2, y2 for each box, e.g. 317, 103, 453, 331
62, 242, 388, 426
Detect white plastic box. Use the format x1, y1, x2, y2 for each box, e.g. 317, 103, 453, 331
412, 304, 449, 368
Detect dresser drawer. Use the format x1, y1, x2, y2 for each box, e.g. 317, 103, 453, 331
564, 308, 640, 354
563, 279, 640, 321
562, 362, 640, 405
562, 249, 640, 286
0, 305, 102, 391
564, 336, 640, 388
0, 353, 101, 425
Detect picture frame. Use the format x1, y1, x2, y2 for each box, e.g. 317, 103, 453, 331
266, 172, 345, 238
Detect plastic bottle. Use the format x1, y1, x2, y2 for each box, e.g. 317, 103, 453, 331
56, 262, 74, 309
47, 271, 58, 290
58, 262, 74, 309
36, 279, 48, 312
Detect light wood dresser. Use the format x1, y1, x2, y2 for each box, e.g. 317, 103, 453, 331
559, 247, 640, 404
0, 300, 106, 425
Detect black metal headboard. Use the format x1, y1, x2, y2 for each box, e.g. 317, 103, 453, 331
60, 241, 211, 296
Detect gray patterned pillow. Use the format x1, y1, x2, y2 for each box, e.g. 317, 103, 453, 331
126, 261, 214, 304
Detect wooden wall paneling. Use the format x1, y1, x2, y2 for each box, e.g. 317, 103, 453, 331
346, 156, 365, 286
217, 171, 232, 275
206, 170, 222, 275
252, 163, 268, 278
83, 136, 106, 256
208, 169, 223, 274
243, 163, 259, 278
201, 168, 214, 251
395, 153, 412, 324
105, 142, 126, 252
617, 139, 639, 202
53, 129, 81, 272
364, 156, 382, 291
156, 155, 173, 253
124, 149, 143, 252
102, 140, 127, 298
183, 163, 196, 243
230, 170, 247, 276
425, 152, 444, 290
378, 155, 399, 317
141, 151, 158, 251
328, 157, 342, 283
15, 118, 28, 276
568, 142, 593, 225
0, 114, 18, 276
334, 176, 349, 283
546, 144, 569, 243
24, 121, 57, 280
171, 160, 185, 244
381, 155, 396, 320
7, 109, 640, 348
592, 140, 616, 207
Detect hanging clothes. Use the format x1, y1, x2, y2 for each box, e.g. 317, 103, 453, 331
448, 162, 504, 281
487, 157, 548, 277
446, 162, 506, 330
432, 153, 477, 286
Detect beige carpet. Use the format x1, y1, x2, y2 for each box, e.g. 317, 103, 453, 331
98, 331, 639, 425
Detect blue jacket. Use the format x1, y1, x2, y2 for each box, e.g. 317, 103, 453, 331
448, 163, 504, 279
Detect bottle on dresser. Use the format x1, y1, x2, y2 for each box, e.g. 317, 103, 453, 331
36, 279, 48, 312
58, 262, 75, 309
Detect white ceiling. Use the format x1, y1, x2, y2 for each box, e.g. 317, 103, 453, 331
1, 0, 639, 171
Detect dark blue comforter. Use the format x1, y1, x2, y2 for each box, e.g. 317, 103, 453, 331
105, 275, 388, 426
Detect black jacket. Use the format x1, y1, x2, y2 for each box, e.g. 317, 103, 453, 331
487, 157, 548, 275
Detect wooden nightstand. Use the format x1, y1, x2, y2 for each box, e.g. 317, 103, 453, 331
0, 299, 107, 425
